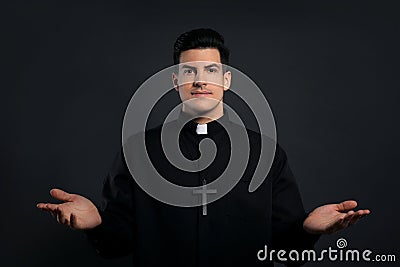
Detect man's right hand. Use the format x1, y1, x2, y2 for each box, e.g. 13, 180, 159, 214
37, 188, 102, 230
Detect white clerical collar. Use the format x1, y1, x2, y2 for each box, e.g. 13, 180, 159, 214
196, 123, 208, 135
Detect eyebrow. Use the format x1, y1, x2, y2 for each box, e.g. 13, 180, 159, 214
180, 63, 221, 70
180, 65, 197, 71
204, 63, 221, 69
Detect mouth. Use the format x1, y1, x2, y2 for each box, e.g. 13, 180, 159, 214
191, 91, 212, 97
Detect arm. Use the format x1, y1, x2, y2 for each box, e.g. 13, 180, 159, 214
85, 149, 136, 258
270, 145, 370, 265
271, 145, 320, 266
37, 149, 135, 259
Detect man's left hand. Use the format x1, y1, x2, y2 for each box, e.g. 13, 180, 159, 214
303, 200, 370, 234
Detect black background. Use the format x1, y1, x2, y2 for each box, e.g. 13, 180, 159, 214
3, 1, 400, 266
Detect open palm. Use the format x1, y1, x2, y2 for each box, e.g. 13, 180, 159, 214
303, 200, 370, 234
37, 188, 102, 230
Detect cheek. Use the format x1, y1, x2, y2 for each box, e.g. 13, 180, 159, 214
179, 83, 192, 91
178, 86, 191, 99
177, 83, 188, 90
212, 87, 224, 97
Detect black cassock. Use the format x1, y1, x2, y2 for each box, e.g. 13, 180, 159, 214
85, 111, 320, 267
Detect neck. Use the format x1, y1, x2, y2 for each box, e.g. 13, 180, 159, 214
194, 114, 222, 124
182, 102, 224, 124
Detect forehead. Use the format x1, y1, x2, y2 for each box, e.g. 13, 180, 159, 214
179, 48, 221, 64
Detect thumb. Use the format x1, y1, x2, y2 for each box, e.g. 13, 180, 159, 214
337, 200, 358, 212
50, 188, 75, 202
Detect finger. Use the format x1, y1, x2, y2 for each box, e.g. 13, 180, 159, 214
37, 203, 57, 209
41, 208, 58, 219
349, 209, 370, 218
56, 206, 71, 226
50, 210, 58, 219
37, 203, 59, 220
342, 212, 355, 228
327, 216, 345, 234
37, 203, 59, 211
330, 212, 352, 231
37, 203, 46, 209
59, 215, 70, 225
70, 213, 78, 229
37, 203, 49, 210
349, 210, 370, 225
337, 200, 358, 212
360, 209, 371, 215
50, 188, 75, 202
46, 203, 60, 211
348, 214, 362, 226
354, 210, 369, 216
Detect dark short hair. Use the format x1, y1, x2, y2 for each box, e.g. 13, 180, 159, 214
173, 28, 230, 65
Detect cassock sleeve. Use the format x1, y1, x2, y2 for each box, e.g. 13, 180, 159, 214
271, 144, 320, 266
85, 149, 135, 258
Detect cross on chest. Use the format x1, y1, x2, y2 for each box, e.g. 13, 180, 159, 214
193, 179, 217, 216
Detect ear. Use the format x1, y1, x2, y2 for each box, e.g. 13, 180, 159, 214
172, 72, 179, 91
223, 71, 231, 91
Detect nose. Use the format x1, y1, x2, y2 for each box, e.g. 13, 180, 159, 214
193, 80, 207, 88
193, 72, 207, 88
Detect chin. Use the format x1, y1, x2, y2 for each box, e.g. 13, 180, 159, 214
183, 97, 221, 117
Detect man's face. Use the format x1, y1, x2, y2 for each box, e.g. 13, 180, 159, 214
172, 48, 231, 116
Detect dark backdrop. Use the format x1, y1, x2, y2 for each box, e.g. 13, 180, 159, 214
3, 1, 399, 266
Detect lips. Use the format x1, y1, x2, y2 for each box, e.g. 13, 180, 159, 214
191, 90, 212, 96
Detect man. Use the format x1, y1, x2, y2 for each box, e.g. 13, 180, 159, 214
37, 28, 370, 266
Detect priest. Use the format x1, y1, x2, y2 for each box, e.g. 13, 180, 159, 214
37, 28, 370, 267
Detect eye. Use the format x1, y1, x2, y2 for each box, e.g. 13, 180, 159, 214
183, 69, 194, 74
208, 68, 218, 73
